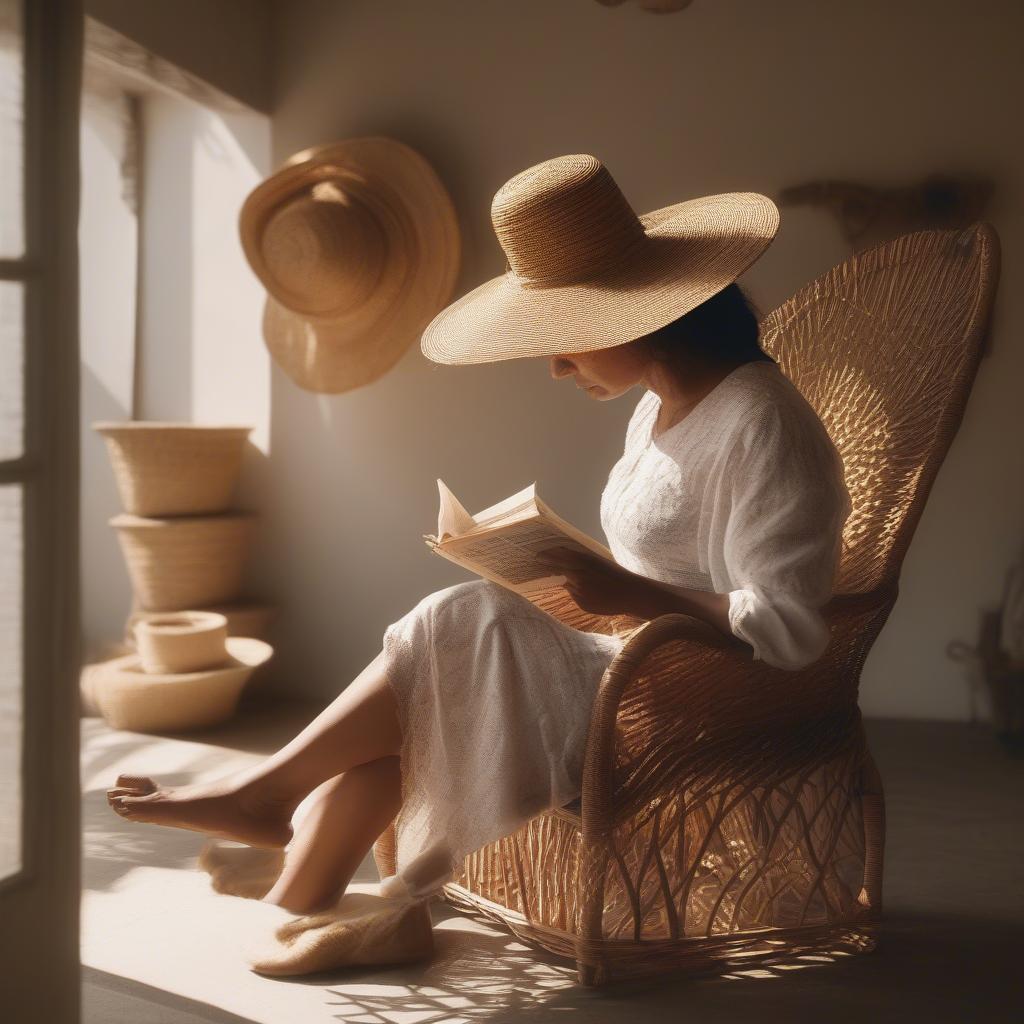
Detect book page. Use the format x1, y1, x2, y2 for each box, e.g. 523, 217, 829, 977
441, 518, 612, 594
469, 481, 538, 531
435, 478, 476, 542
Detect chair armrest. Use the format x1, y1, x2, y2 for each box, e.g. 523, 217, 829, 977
577, 597, 883, 834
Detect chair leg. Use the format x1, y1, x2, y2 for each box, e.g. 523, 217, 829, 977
575, 831, 612, 987
577, 962, 608, 987
858, 745, 886, 917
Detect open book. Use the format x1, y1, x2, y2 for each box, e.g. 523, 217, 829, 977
422, 478, 620, 598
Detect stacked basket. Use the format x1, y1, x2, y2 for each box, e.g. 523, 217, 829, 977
88, 422, 276, 731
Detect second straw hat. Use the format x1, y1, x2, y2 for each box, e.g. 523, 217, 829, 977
420, 153, 779, 364
240, 137, 461, 393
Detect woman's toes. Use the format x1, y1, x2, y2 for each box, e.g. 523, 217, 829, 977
107, 786, 156, 800
109, 791, 161, 819
109, 798, 134, 819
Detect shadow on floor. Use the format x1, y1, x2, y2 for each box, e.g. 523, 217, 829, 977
81, 711, 1024, 1024
302, 909, 1021, 1024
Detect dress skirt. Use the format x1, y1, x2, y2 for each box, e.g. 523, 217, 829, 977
379, 578, 626, 899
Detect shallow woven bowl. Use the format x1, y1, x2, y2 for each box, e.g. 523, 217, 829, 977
92, 637, 273, 733
94, 422, 252, 517
133, 611, 230, 675
111, 513, 257, 612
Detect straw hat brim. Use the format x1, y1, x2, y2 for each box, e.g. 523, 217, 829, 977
420, 191, 779, 365
241, 137, 462, 394
100, 636, 273, 685
94, 638, 273, 732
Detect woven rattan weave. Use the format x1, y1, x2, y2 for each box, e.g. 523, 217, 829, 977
374, 222, 1001, 986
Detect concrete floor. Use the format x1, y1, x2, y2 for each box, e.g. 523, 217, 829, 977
81, 700, 1024, 1024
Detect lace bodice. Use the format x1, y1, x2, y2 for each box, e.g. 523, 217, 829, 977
600, 360, 853, 670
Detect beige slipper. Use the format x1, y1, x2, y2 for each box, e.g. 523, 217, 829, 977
198, 840, 286, 900
247, 891, 434, 976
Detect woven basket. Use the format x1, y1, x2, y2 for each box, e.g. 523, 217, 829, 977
91, 637, 273, 733
133, 611, 230, 675
124, 602, 277, 646
94, 422, 252, 517
111, 512, 257, 611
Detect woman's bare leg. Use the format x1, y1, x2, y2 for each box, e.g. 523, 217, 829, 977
107, 649, 403, 848
262, 756, 402, 914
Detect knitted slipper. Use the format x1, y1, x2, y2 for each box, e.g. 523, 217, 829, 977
198, 840, 286, 900
246, 891, 434, 976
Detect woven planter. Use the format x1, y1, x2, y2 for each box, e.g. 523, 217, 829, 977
111, 512, 257, 612
94, 422, 252, 517
91, 637, 273, 733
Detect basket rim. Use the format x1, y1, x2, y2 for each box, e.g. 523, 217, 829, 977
93, 421, 253, 435
109, 512, 258, 528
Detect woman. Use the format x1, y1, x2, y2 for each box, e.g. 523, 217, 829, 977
107, 154, 852, 971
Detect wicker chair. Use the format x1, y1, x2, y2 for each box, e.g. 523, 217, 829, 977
374, 222, 1001, 986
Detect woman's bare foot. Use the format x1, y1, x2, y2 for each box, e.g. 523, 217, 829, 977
106, 772, 296, 849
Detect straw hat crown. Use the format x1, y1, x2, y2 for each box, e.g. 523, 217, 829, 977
254, 175, 391, 322
493, 154, 648, 287
420, 152, 780, 365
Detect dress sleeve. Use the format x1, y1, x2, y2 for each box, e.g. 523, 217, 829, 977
721, 402, 852, 671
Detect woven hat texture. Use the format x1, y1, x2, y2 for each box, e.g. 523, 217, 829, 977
132, 610, 230, 675
110, 512, 257, 612
93, 422, 251, 517
240, 136, 461, 394
420, 153, 779, 365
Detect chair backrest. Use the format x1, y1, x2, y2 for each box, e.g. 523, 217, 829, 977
759, 223, 1001, 596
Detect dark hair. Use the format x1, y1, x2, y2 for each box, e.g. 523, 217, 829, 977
640, 282, 776, 367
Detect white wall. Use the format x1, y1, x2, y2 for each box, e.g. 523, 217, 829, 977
80, 85, 272, 663
137, 92, 274, 620
79, 85, 138, 660
258, 0, 1022, 720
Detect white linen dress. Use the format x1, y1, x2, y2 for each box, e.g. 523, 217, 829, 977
379, 359, 853, 900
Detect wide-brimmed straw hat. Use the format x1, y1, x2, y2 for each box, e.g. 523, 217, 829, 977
420, 153, 779, 365
91, 637, 273, 733
240, 136, 461, 393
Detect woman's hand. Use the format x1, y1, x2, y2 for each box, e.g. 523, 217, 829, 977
537, 545, 737, 637
535, 545, 654, 616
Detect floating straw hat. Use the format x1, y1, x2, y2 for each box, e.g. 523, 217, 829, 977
420, 153, 780, 364
239, 136, 461, 394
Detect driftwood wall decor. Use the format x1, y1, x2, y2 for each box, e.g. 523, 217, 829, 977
777, 173, 996, 253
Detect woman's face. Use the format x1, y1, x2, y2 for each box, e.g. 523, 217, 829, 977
548, 341, 649, 400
